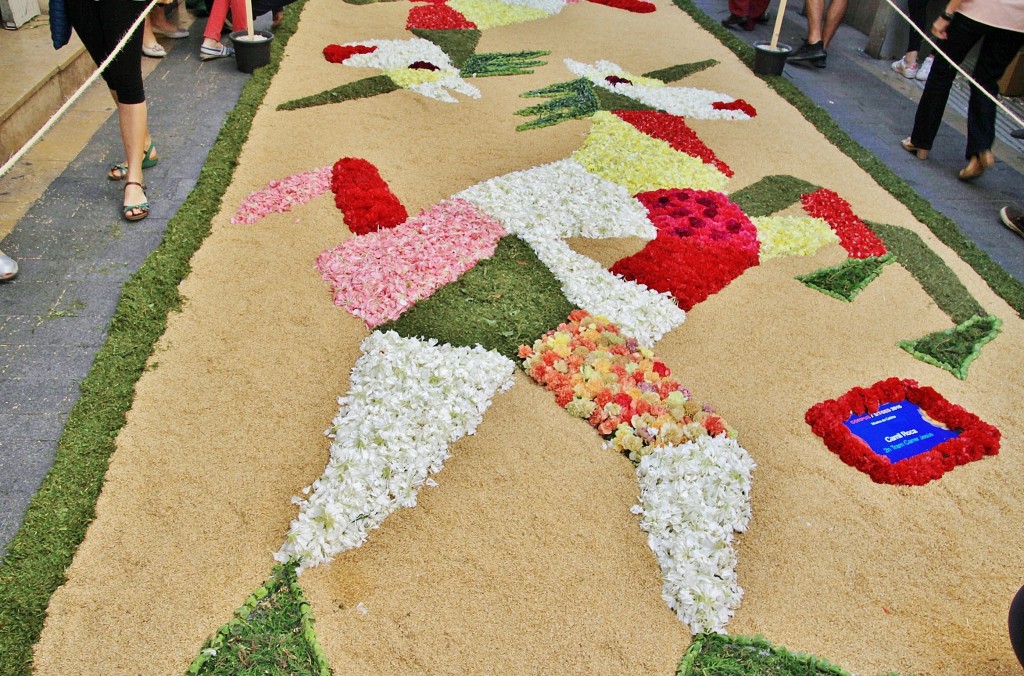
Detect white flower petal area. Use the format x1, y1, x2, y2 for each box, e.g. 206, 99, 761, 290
277, 331, 516, 572
457, 159, 683, 345
342, 38, 456, 72
527, 236, 684, 346
633, 435, 756, 634
565, 58, 756, 121
456, 159, 656, 241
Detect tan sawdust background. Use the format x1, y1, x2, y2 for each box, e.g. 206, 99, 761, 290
31, 0, 1024, 673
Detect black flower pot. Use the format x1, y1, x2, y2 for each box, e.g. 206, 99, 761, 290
753, 41, 791, 76
229, 30, 274, 73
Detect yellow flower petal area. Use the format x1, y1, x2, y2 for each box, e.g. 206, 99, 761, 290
449, 0, 549, 28
752, 215, 840, 259
572, 112, 728, 194
386, 67, 449, 88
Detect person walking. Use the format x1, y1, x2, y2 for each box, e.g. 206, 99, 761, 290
66, 0, 154, 220
891, 0, 934, 80
901, 0, 1024, 181
786, 0, 849, 68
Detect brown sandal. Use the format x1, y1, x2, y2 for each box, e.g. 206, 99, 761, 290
900, 137, 928, 159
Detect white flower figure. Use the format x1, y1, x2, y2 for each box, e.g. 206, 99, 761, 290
566, 58, 757, 120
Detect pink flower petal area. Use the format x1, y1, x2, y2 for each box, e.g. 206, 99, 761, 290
231, 166, 333, 225
316, 198, 507, 326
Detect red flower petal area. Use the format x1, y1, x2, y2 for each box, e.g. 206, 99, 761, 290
611, 189, 760, 311
801, 188, 887, 259
331, 158, 409, 236
712, 100, 758, 118
584, 0, 656, 12
407, 0, 476, 30
323, 44, 377, 64
613, 111, 734, 177
806, 377, 1000, 486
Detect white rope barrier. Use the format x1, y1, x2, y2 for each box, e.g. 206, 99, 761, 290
0, 0, 161, 181
882, 0, 1024, 130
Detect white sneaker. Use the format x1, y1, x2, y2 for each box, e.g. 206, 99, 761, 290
915, 55, 934, 81
0, 249, 18, 280
891, 56, 919, 78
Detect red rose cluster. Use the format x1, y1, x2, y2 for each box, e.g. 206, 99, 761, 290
801, 188, 887, 259
611, 189, 760, 311
407, 0, 476, 30
331, 158, 409, 236
323, 44, 377, 64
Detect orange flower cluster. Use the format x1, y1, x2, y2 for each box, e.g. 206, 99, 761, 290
520, 310, 732, 460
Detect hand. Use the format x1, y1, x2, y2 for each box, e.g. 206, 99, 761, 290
932, 16, 950, 39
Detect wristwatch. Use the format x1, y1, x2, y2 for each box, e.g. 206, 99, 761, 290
940, 10, 954, 20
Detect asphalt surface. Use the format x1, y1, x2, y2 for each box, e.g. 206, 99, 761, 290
1, 3, 1022, 557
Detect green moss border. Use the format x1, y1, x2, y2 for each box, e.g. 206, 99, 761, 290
898, 314, 1002, 380
0, 3, 306, 674
677, 632, 853, 675
186, 563, 330, 675
673, 0, 1024, 319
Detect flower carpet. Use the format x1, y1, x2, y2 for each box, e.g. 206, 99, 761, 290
18, 0, 1024, 673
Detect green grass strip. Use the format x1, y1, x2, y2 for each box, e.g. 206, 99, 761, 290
462, 51, 550, 77
798, 253, 895, 301
410, 28, 481, 69
898, 314, 1002, 380
728, 174, 821, 217
277, 75, 400, 111
643, 59, 719, 83
380, 235, 577, 360
0, 3, 306, 674
673, 0, 1024, 319
868, 221, 986, 324
677, 632, 852, 675
187, 563, 330, 675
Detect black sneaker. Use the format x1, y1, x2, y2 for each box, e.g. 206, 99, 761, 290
1000, 206, 1024, 237
788, 40, 827, 64
721, 13, 746, 28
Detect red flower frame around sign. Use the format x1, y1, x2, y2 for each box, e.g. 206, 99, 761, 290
805, 377, 1000, 486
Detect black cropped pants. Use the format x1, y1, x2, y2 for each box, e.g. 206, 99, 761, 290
909, 13, 1024, 160
66, 0, 147, 104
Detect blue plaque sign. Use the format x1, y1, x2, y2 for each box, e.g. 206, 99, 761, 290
843, 401, 960, 463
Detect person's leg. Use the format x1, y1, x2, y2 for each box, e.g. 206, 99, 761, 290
141, 15, 166, 57
908, 14, 983, 151
118, 101, 149, 219
904, 0, 929, 58
150, 0, 187, 35
788, 0, 829, 65
804, 0, 825, 43
964, 25, 1024, 160
820, 0, 847, 48
201, 0, 236, 57
203, 0, 231, 42
93, 0, 151, 214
